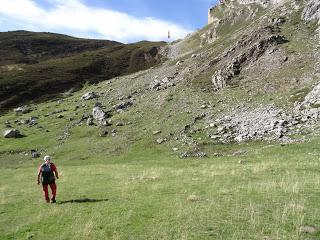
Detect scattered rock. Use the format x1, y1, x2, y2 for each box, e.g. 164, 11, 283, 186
208, 106, 297, 143
153, 130, 161, 135
150, 77, 176, 90
187, 194, 201, 202
87, 118, 94, 126
176, 60, 184, 66
81, 92, 97, 100
299, 225, 319, 234
3, 129, 22, 138
213, 153, 223, 157
156, 138, 165, 144
116, 122, 124, 127
99, 128, 108, 137
94, 102, 103, 108
92, 106, 109, 125
271, 17, 286, 25
31, 150, 40, 158
14, 106, 32, 114
180, 151, 207, 158
114, 101, 133, 112
4, 121, 12, 128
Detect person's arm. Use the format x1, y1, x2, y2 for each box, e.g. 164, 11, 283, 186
37, 167, 41, 184
52, 164, 59, 179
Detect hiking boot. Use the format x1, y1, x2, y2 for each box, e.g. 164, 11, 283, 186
46, 199, 50, 203
51, 199, 56, 203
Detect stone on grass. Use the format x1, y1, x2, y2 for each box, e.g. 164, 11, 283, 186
31, 150, 40, 158
156, 138, 165, 144
92, 106, 107, 125
299, 226, 319, 234
114, 101, 133, 111
116, 122, 124, 127
14, 106, 32, 114
99, 128, 108, 137
187, 194, 201, 202
3, 129, 22, 138
87, 118, 94, 126
81, 92, 97, 100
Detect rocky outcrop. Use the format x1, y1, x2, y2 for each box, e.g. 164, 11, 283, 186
296, 83, 320, 110
302, 0, 320, 22
220, 0, 286, 7
212, 26, 286, 90
294, 83, 320, 121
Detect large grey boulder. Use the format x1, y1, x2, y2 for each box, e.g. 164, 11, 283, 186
3, 129, 22, 138
92, 106, 109, 125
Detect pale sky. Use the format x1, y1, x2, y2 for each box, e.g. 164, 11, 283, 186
0, 0, 218, 43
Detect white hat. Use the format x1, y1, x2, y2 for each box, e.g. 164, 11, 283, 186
43, 155, 51, 161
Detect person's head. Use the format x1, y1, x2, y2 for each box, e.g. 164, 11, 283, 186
43, 155, 51, 164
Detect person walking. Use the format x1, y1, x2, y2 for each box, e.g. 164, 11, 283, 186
37, 155, 59, 203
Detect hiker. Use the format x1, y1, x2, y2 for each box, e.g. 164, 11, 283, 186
37, 155, 59, 203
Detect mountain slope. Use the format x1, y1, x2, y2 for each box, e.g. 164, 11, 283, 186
0, 31, 165, 111
1, 0, 320, 239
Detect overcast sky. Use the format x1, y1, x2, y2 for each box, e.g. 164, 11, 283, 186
0, 0, 218, 43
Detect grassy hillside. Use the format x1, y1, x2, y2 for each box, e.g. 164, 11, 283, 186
1, 0, 320, 239
0, 31, 122, 65
0, 31, 165, 111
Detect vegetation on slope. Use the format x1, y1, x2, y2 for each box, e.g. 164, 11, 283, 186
0, 31, 165, 111
1, 0, 320, 239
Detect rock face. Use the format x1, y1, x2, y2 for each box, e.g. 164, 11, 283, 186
302, 0, 320, 22
220, 0, 285, 7
294, 83, 320, 121
297, 83, 320, 109
3, 129, 22, 138
212, 26, 286, 90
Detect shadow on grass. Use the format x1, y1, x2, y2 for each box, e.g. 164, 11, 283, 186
58, 198, 109, 204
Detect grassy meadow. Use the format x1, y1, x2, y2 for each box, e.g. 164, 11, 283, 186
1, 137, 320, 239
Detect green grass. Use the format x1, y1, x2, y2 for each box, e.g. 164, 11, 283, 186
2, 138, 320, 239
1, 2, 320, 239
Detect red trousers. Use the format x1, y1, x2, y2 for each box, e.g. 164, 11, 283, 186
42, 183, 57, 202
